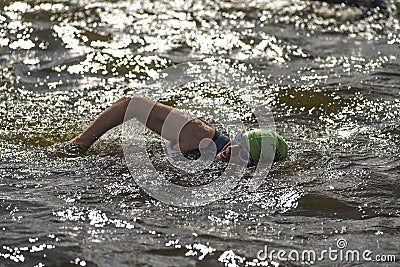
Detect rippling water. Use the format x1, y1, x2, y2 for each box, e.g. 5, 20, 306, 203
1, 0, 399, 266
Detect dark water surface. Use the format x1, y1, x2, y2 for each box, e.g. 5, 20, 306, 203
1, 0, 400, 266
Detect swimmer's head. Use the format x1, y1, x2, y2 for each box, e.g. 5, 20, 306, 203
215, 129, 288, 165
241, 129, 288, 164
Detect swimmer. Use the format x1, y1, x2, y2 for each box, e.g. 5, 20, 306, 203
59, 95, 288, 165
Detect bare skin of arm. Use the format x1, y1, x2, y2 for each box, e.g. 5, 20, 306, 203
62, 94, 247, 163
66, 95, 215, 152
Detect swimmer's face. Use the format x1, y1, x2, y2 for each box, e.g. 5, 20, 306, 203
215, 139, 250, 164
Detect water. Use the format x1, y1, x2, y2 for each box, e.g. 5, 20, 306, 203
1, 0, 399, 266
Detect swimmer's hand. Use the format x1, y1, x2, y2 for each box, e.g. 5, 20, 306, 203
48, 141, 88, 157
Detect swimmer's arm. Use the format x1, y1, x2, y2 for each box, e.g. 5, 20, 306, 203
65, 96, 132, 151
62, 95, 214, 152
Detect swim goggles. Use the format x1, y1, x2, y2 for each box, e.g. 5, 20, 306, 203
234, 132, 254, 164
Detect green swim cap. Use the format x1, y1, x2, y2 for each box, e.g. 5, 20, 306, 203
243, 129, 288, 163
